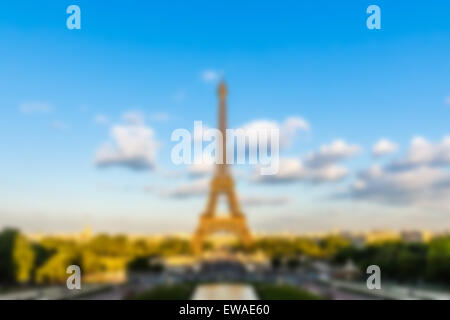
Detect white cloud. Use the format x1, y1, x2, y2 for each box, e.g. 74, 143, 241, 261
201, 69, 220, 83
239, 116, 310, 150
254, 157, 348, 183
349, 136, 450, 206
372, 138, 398, 157
305, 139, 361, 167
281, 117, 310, 147
94, 112, 158, 170
389, 136, 450, 170
351, 165, 450, 205
255, 158, 303, 182
253, 139, 360, 184
311, 164, 348, 181
19, 101, 52, 114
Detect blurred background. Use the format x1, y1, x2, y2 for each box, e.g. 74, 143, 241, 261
0, 0, 449, 300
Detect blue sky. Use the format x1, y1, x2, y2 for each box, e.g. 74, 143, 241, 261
1, 1, 450, 233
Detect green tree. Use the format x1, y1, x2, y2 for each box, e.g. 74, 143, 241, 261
319, 235, 350, 258
0, 229, 18, 283
157, 237, 191, 256
34, 236, 80, 284
12, 233, 35, 283
0, 228, 35, 284
426, 236, 450, 284
35, 252, 79, 284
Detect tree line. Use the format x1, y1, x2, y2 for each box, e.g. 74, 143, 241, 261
1, 228, 449, 286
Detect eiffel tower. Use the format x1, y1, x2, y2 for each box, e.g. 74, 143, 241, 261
192, 81, 252, 255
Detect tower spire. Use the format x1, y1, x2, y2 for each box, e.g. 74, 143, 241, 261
217, 80, 228, 174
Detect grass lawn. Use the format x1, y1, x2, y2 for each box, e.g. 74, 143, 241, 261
131, 282, 323, 300
254, 283, 324, 300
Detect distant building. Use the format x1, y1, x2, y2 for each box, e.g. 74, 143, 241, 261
401, 230, 432, 243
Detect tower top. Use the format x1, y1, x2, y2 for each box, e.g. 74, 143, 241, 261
217, 80, 227, 173
218, 80, 227, 99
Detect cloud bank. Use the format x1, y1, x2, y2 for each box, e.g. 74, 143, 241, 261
255, 139, 360, 183
94, 112, 158, 170
350, 136, 450, 206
